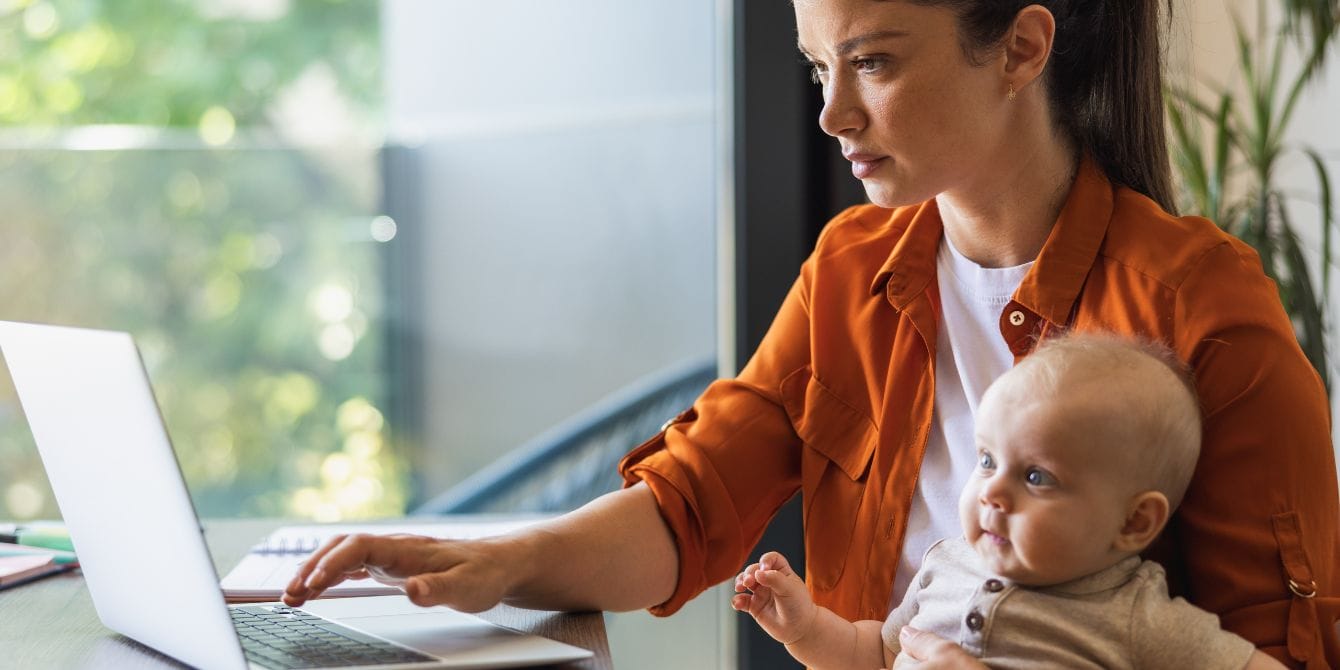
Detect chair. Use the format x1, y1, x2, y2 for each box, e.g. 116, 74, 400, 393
414, 356, 717, 515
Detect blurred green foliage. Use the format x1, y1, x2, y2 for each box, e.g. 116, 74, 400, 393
1, 0, 381, 128
1168, 0, 1338, 388
0, 0, 408, 521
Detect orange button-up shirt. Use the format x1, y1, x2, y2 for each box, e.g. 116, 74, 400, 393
620, 158, 1339, 665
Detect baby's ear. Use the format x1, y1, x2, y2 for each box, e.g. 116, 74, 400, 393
1113, 491, 1170, 553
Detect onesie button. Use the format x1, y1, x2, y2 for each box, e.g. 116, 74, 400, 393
984, 579, 1004, 593
1008, 310, 1026, 327
966, 610, 984, 631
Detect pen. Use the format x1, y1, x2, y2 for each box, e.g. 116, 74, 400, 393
0, 542, 78, 566
0, 523, 76, 553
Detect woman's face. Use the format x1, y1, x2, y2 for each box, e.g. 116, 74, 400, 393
794, 0, 1010, 208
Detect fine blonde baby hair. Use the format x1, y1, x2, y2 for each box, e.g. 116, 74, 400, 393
1012, 332, 1202, 511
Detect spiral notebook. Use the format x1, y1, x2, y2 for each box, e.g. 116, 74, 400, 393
220, 519, 546, 602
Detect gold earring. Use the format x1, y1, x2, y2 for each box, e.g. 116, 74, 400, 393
1007, 83, 1017, 101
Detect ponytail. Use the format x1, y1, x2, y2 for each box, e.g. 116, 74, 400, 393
1052, 1, 1176, 214
914, 1, 1177, 214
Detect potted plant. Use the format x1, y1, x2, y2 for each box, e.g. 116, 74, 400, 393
1168, 0, 1338, 389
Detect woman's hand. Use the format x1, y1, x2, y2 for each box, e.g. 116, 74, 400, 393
281, 533, 519, 612
282, 484, 680, 614
731, 551, 818, 646
899, 626, 987, 669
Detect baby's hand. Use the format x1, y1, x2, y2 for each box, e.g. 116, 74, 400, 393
731, 551, 817, 646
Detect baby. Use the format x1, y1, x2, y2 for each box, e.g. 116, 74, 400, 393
733, 333, 1285, 669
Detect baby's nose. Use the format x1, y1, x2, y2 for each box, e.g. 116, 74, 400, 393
979, 482, 1011, 511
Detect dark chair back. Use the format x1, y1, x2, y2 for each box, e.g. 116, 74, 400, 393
414, 357, 716, 514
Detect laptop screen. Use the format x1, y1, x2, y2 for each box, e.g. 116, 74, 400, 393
0, 321, 249, 669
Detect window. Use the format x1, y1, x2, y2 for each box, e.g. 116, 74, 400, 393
0, 0, 717, 522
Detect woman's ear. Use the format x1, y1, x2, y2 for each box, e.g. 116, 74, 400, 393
1003, 5, 1056, 90
1113, 491, 1170, 553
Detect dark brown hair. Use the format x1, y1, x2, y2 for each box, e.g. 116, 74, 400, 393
912, 1, 1176, 214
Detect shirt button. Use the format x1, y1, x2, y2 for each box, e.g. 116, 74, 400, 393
984, 579, 1004, 593
966, 610, 984, 631
1008, 310, 1026, 327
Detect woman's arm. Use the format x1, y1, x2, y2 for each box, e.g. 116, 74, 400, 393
1171, 241, 1339, 661
284, 482, 679, 613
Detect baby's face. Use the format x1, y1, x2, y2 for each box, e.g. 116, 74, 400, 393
958, 387, 1134, 586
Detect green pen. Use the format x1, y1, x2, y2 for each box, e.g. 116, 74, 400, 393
18, 529, 75, 553
0, 542, 78, 565
0, 523, 76, 553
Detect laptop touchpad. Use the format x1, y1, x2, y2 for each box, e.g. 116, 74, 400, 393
346, 611, 521, 654
301, 596, 589, 666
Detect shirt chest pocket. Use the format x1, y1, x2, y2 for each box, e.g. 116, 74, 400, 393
781, 366, 878, 592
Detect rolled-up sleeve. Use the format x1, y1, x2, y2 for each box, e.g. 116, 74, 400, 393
618, 231, 833, 616
1172, 240, 1340, 665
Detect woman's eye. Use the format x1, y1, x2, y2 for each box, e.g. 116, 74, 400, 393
852, 57, 886, 74
1025, 468, 1058, 487
978, 452, 995, 470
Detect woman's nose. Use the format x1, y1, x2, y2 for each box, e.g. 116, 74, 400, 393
817, 75, 864, 138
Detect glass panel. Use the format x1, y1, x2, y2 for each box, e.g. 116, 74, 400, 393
0, 143, 404, 520
0, 0, 717, 522
380, 0, 718, 504
0, 0, 393, 521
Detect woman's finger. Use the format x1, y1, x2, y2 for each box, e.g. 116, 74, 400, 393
303, 534, 444, 598
287, 534, 347, 587
900, 626, 984, 668
404, 563, 505, 612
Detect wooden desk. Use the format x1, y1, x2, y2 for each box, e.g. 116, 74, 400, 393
0, 518, 612, 670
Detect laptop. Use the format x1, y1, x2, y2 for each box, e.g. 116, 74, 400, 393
0, 320, 595, 670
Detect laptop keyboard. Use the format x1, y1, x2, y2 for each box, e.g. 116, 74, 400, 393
231, 605, 436, 669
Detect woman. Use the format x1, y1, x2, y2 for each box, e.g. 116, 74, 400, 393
285, 1, 1339, 665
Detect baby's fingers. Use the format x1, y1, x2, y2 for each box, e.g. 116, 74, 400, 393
755, 568, 805, 598
759, 551, 798, 577
735, 563, 764, 591
730, 592, 752, 611
739, 562, 765, 591
734, 584, 774, 615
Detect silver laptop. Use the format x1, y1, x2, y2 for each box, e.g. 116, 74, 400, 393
0, 320, 594, 670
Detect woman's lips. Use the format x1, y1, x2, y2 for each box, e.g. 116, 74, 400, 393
848, 155, 887, 179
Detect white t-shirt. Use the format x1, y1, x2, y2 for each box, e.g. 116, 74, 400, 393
891, 235, 1033, 606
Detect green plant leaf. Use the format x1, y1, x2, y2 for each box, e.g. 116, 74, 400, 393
1277, 198, 1330, 389
1232, 11, 1259, 99
1281, 0, 1338, 80
1230, 13, 1280, 177
1211, 94, 1234, 222
1303, 147, 1336, 299
1223, 201, 1250, 239
1277, 35, 1332, 149
1170, 84, 1248, 156
1168, 84, 1220, 122
1248, 190, 1277, 276
1267, 21, 1289, 106
1167, 99, 1211, 216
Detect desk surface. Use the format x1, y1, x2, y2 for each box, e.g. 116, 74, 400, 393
0, 518, 612, 670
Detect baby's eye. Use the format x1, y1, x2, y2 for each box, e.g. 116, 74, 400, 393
1025, 468, 1058, 487
977, 451, 996, 471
